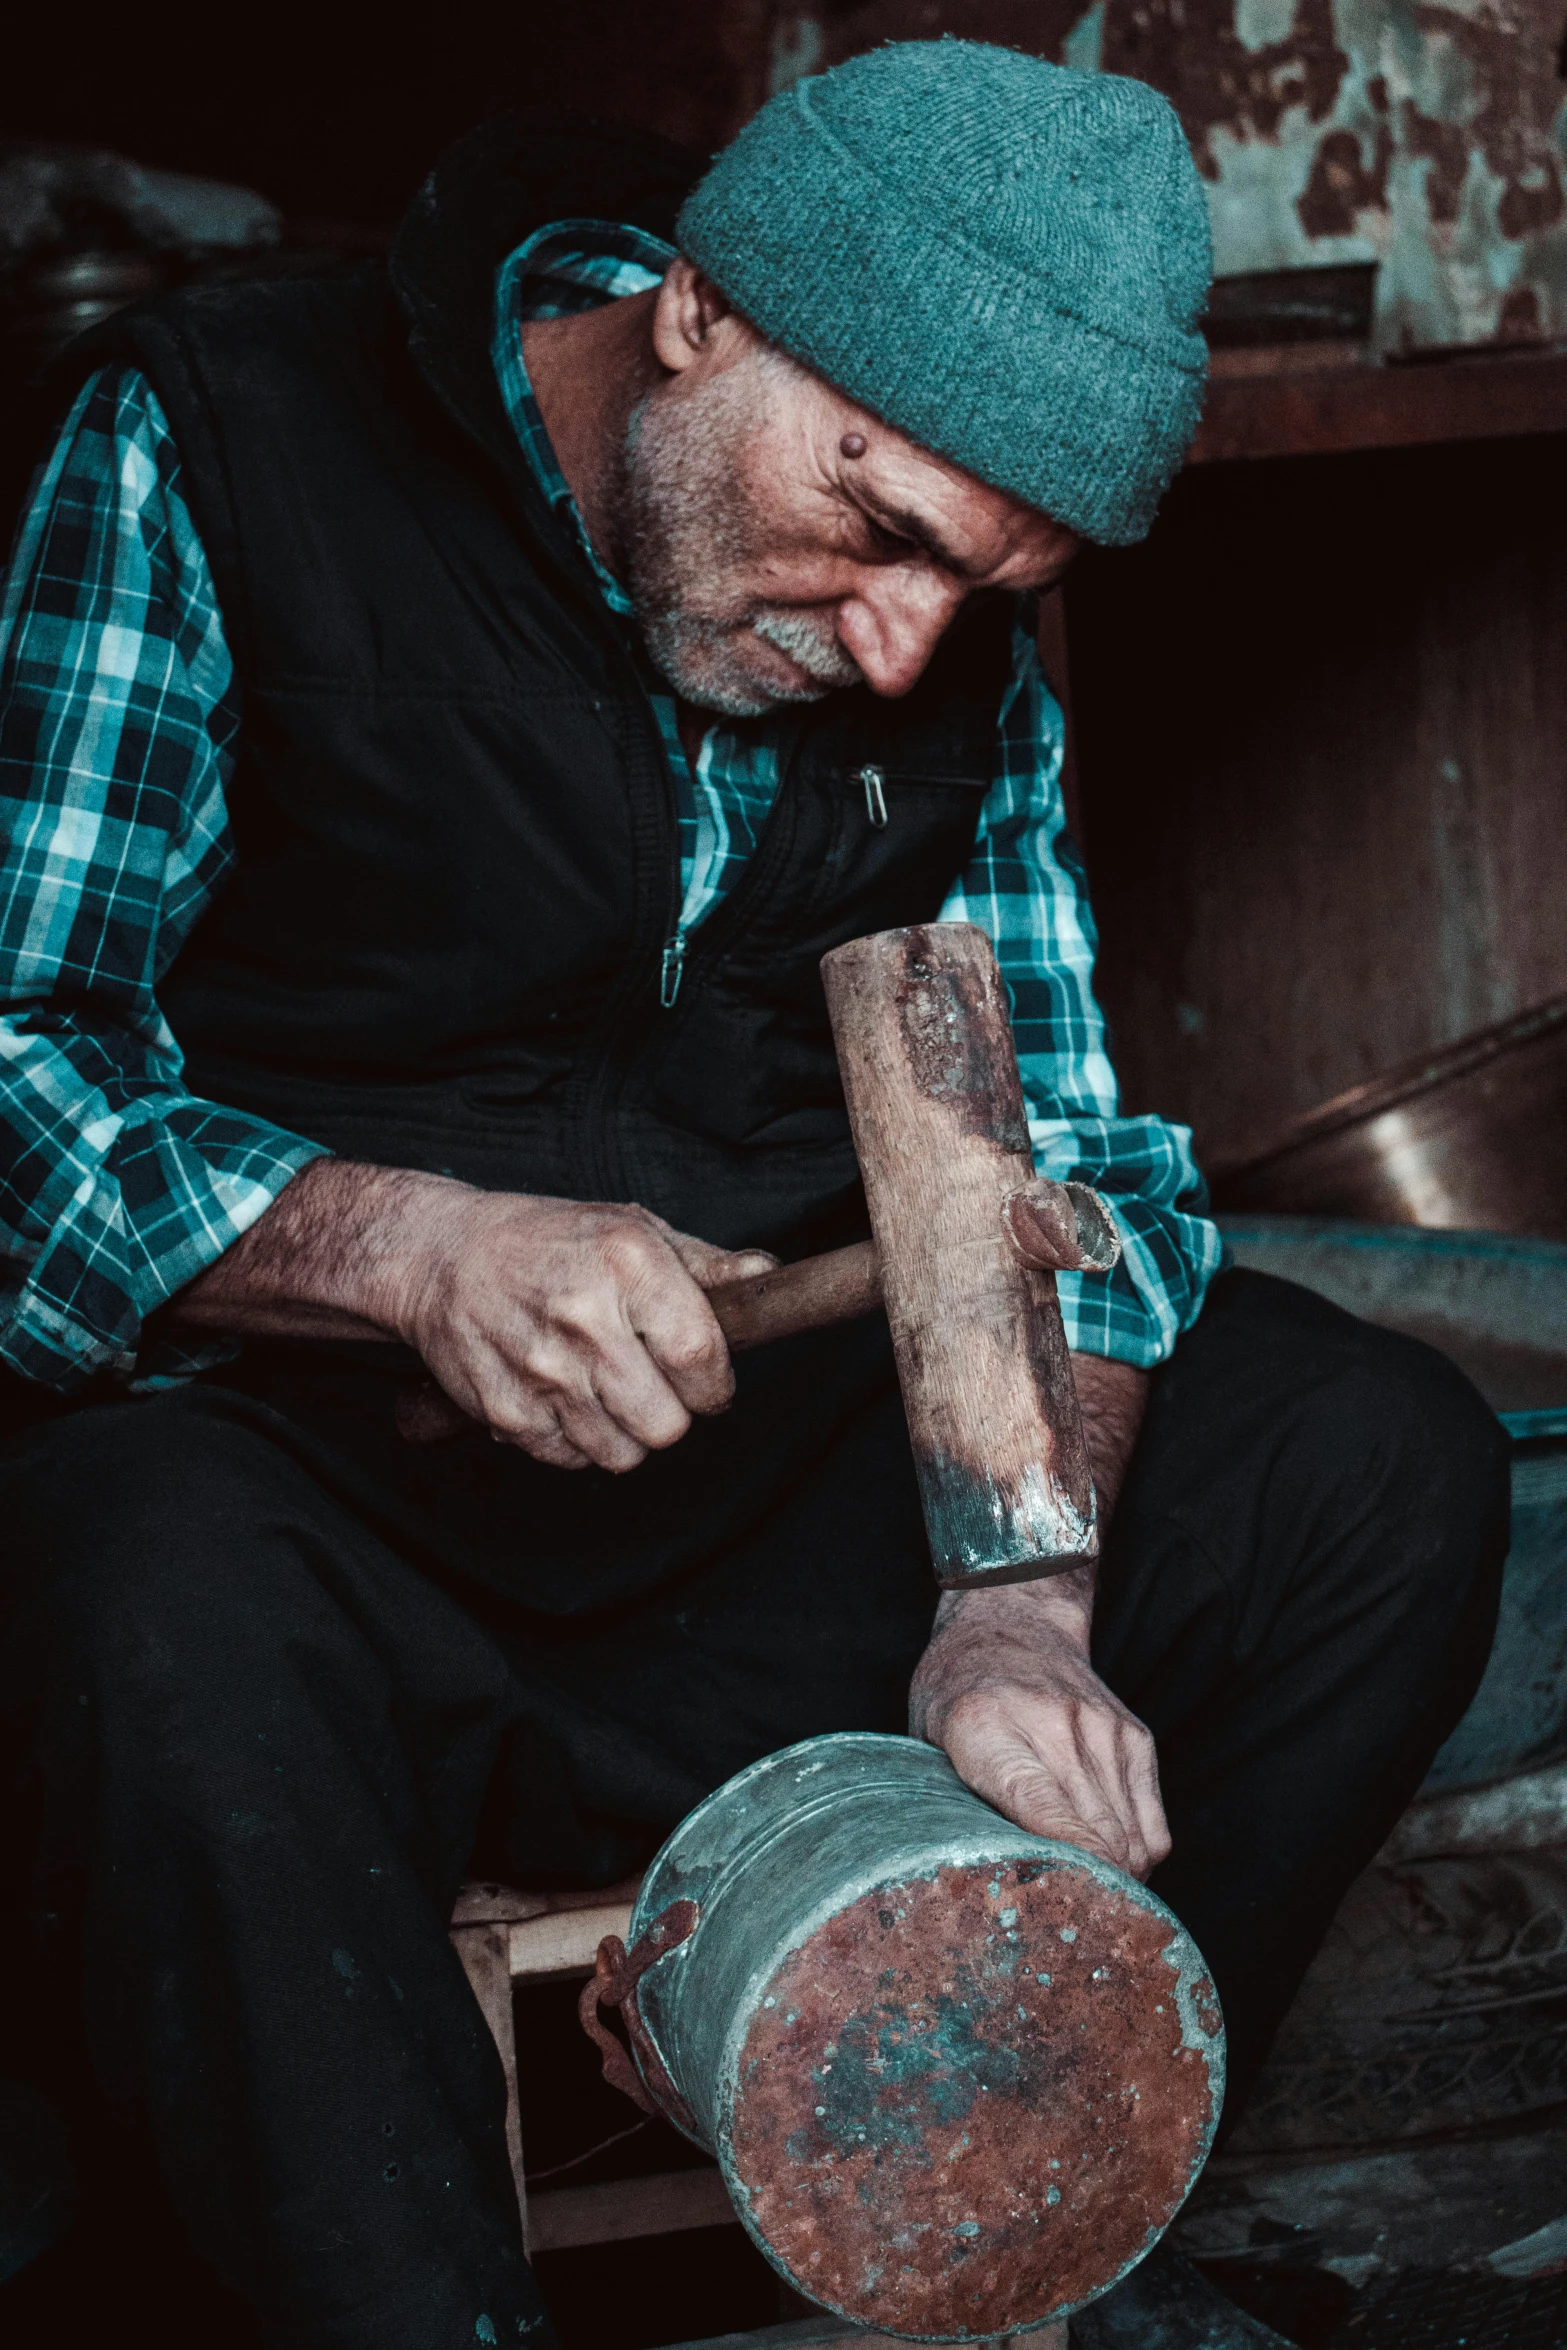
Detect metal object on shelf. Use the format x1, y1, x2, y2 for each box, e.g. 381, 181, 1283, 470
0, 144, 279, 270
1210, 996, 1567, 1242
0, 249, 173, 363
0, 146, 287, 371
1203, 263, 1377, 350
581, 1732, 1223, 2341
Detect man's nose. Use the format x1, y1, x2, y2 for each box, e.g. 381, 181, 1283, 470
836, 571, 968, 698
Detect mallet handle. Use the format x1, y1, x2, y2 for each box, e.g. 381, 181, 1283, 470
702, 1240, 880, 1349
395, 1242, 883, 1444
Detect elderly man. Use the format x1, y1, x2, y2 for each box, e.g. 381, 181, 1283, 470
0, 41, 1507, 2350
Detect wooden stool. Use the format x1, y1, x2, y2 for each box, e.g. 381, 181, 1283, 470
449, 1879, 1067, 2349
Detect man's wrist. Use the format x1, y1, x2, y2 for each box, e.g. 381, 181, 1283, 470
933, 1568, 1094, 1645
349, 1166, 481, 1341
172, 1159, 479, 1341
911, 1570, 1095, 1740
1069, 1351, 1149, 1523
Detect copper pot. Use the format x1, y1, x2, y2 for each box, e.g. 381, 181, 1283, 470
1209, 994, 1567, 1240
586, 1733, 1222, 2338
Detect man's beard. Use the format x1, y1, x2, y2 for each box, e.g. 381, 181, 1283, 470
613, 354, 864, 719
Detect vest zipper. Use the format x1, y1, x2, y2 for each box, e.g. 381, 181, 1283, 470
660, 930, 687, 1009
859, 763, 889, 828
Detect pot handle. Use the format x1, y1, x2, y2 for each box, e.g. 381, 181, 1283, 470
577, 1898, 701, 2136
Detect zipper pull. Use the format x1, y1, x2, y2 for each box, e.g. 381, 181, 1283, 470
859, 764, 889, 829
660, 930, 687, 1009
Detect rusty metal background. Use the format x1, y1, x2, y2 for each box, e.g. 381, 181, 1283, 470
700, 0, 1567, 356
11, 5, 1561, 360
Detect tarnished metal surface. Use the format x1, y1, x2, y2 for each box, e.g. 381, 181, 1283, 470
1095, 0, 1567, 347
1214, 1217, 1567, 1419
758, 0, 1567, 353
1211, 996, 1567, 1241
728, 1859, 1222, 2337
618, 1735, 1224, 2340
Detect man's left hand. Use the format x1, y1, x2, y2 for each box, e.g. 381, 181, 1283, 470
908, 1350, 1168, 1880
909, 1574, 1169, 1879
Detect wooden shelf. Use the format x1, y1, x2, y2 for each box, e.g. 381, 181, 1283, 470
1189, 342, 1567, 466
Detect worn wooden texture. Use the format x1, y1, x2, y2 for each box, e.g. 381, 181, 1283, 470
1191, 346, 1567, 466
449, 1919, 530, 2249
703, 1241, 880, 1350
450, 1881, 549, 1927
508, 1901, 637, 1982
821, 925, 1097, 1586
448, 1878, 639, 2259
402, 1196, 1103, 1448
1070, 432, 1567, 1169
529, 2164, 735, 2252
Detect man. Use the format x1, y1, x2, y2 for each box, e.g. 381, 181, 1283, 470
0, 41, 1508, 2350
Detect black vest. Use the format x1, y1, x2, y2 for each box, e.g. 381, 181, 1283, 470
81, 116, 1013, 1260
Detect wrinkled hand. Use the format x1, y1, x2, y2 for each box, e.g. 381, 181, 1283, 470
909, 1578, 1170, 1881
397, 1191, 775, 1473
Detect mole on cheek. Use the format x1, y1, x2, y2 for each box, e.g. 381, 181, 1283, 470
840, 433, 867, 459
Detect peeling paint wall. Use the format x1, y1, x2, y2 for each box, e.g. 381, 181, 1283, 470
759, 0, 1567, 349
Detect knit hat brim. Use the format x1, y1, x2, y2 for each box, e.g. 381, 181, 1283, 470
678, 53, 1210, 547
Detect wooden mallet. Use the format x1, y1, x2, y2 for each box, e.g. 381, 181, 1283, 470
401, 922, 1119, 1589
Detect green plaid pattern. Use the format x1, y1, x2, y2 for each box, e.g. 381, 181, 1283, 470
0, 222, 1219, 1390
0, 371, 325, 1387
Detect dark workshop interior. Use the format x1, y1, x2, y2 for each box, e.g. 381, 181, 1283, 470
3, 3, 1566, 2347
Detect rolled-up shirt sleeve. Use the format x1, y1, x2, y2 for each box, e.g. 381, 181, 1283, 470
939, 612, 1223, 1369
0, 368, 326, 1390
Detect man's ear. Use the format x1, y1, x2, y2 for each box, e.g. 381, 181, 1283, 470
651, 256, 736, 373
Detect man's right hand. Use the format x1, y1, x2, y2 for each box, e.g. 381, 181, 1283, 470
400, 1190, 777, 1469
171, 1161, 776, 1472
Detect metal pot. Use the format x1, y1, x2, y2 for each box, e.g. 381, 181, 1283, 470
584, 1732, 1223, 2341
1210, 995, 1567, 1240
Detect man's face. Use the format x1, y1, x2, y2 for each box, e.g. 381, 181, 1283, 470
610, 264, 1081, 719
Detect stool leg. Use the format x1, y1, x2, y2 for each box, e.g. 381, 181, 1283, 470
451, 1922, 529, 2252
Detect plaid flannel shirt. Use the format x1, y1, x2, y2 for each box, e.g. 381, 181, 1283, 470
0, 220, 1221, 1391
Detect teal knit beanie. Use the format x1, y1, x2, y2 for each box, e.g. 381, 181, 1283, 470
677, 41, 1212, 546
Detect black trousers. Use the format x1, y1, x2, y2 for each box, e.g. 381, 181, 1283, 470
0, 1270, 1510, 2350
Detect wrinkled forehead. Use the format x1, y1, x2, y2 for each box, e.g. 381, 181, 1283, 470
747, 333, 1070, 566
867, 428, 1063, 547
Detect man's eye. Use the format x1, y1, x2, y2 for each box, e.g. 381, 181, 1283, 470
866, 519, 917, 559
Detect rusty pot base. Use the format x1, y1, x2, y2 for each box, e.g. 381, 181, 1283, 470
728, 1854, 1221, 2337
608, 1735, 1224, 2341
